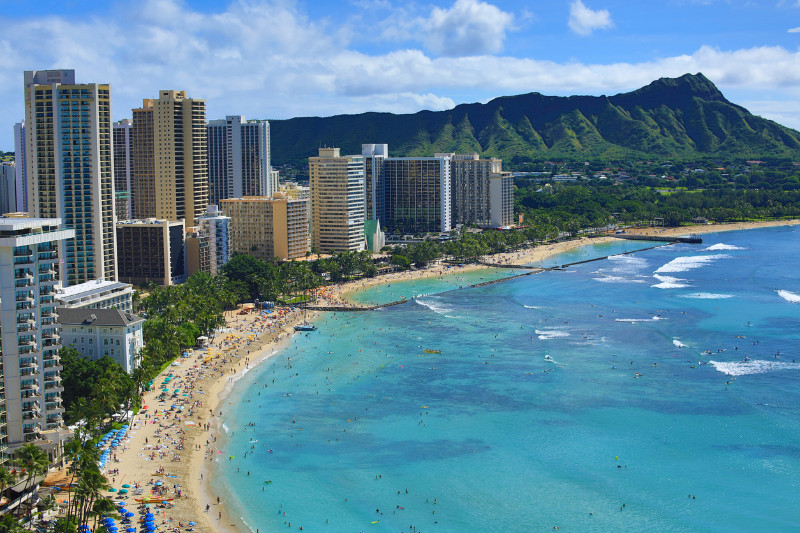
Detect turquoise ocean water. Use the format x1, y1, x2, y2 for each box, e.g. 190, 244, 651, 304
212, 226, 800, 532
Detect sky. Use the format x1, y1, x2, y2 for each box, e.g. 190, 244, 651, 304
4, 0, 800, 150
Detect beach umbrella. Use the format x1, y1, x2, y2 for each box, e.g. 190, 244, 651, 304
122, 484, 131, 488
78, 525, 90, 531
126, 528, 136, 532
119, 489, 128, 494
109, 488, 117, 492
188, 521, 195, 526
154, 481, 162, 486
125, 511, 134, 518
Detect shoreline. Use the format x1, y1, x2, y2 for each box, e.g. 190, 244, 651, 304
105, 218, 798, 533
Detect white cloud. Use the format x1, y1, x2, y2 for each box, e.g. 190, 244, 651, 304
3, 1, 800, 147
568, 0, 613, 36
788, 26, 800, 33
382, 0, 515, 57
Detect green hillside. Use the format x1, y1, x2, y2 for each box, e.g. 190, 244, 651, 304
269, 73, 800, 168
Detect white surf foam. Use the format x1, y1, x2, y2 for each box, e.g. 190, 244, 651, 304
523, 305, 543, 309
615, 316, 665, 322
704, 243, 744, 251
652, 274, 689, 289
535, 329, 570, 340
776, 290, 800, 303
673, 339, 687, 348
654, 254, 730, 274
594, 275, 648, 284
710, 359, 800, 376
681, 292, 734, 299
416, 298, 454, 315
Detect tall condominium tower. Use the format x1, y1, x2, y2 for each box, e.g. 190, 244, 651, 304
308, 147, 365, 253
444, 153, 506, 227
23, 69, 117, 286
207, 116, 275, 203
13, 121, 27, 213
361, 143, 388, 221
113, 119, 133, 220
130, 90, 208, 224
381, 156, 451, 235
0, 217, 74, 446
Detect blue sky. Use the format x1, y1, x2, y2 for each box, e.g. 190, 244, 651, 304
3, 0, 800, 149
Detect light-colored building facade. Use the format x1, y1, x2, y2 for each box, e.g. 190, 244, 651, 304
207, 116, 274, 204
55, 279, 133, 313
57, 308, 144, 374
131, 91, 208, 224
113, 119, 133, 221
116, 219, 186, 286
197, 205, 231, 275
308, 147, 365, 253
23, 69, 117, 287
221, 194, 309, 261
0, 217, 74, 447
362, 144, 388, 221
489, 172, 515, 228
13, 121, 27, 213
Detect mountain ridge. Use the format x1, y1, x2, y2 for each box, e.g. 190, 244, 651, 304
268, 73, 800, 168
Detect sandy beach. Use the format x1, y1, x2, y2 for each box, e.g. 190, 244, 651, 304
99, 218, 797, 533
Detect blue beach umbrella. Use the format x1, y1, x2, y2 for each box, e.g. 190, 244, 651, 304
126, 528, 136, 532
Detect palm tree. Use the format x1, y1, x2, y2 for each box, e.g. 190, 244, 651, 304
13, 444, 49, 519
0, 513, 24, 533
0, 466, 15, 496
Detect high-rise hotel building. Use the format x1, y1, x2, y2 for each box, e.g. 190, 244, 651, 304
207, 116, 275, 204
113, 119, 133, 221
308, 148, 365, 253
0, 217, 74, 446
221, 195, 309, 261
23, 69, 116, 286
131, 90, 208, 224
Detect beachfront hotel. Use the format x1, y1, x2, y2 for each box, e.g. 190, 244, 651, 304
308, 147, 366, 253
57, 307, 144, 374
23, 69, 117, 287
0, 217, 74, 449
197, 205, 231, 275
207, 116, 275, 204
54, 278, 134, 313
130, 90, 209, 225
220, 194, 309, 261
113, 119, 133, 221
378, 156, 452, 235
116, 219, 186, 286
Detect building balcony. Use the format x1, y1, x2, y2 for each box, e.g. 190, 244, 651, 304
20, 383, 40, 392
16, 316, 35, 324
19, 360, 38, 369
17, 338, 36, 347
22, 412, 41, 421
42, 332, 59, 340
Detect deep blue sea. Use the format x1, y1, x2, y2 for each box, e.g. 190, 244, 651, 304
212, 226, 800, 532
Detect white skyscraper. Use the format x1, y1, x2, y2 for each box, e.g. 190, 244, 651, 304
207, 116, 273, 203
0, 217, 73, 446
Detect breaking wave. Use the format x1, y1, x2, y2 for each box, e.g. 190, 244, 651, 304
776, 290, 800, 303
681, 293, 735, 299
710, 360, 800, 376
654, 254, 730, 274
